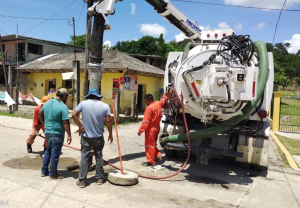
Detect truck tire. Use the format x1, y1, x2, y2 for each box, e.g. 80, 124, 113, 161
176, 150, 187, 159
164, 148, 177, 159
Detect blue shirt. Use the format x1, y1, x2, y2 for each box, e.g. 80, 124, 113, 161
41, 97, 69, 135
76, 99, 111, 138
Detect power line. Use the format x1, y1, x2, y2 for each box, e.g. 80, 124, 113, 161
0, 27, 8, 35
76, 2, 85, 30
173, 0, 300, 11
273, 0, 287, 44
0, 14, 69, 20
22, 0, 77, 35
177, 2, 300, 28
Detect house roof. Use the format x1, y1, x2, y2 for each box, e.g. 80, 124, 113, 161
18, 51, 165, 78
1, 34, 85, 49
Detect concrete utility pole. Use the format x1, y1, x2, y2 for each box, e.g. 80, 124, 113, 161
0, 33, 9, 93
84, 0, 93, 95
87, 13, 105, 92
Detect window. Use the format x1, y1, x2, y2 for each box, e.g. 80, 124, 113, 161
16, 43, 25, 61
28, 43, 43, 55
1, 45, 4, 52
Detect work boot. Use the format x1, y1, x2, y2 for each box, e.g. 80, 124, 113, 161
49, 173, 64, 180
76, 179, 86, 188
96, 178, 104, 185
27, 144, 32, 153
141, 162, 153, 167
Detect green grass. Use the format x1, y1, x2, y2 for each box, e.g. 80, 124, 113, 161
276, 134, 300, 156
279, 95, 300, 132
0, 112, 31, 119
279, 90, 300, 98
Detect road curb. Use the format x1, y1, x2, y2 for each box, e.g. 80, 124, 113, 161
270, 131, 300, 171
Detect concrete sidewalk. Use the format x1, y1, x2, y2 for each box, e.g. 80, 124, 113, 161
276, 132, 300, 140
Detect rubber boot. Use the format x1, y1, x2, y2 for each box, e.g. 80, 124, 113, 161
27, 144, 32, 153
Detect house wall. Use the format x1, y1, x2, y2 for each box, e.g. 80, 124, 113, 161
2, 39, 84, 63
26, 72, 164, 112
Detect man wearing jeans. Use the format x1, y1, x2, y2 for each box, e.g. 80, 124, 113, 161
39, 88, 72, 179
72, 89, 113, 188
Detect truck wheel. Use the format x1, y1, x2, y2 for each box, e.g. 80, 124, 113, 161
164, 148, 177, 159
176, 150, 187, 159
253, 164, 267, 171
239, 162, 251, 169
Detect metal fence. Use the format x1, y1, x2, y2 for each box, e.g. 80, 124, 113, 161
279, 97, 300, 133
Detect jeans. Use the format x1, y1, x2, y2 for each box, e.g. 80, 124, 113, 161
41, 134, 64, 177
79, 136, 104, 181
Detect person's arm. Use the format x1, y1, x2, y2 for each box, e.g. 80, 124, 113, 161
72, 110, 85, 136
63, 119, 72, 145
157, 92, 167, 106
33, 107, 40, 135
105, 115, 113, 143
38, 111, 45, 128
138, 107, 152, 135
62, 105, 72, 144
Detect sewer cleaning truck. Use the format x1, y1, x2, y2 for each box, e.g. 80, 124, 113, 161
89, 0, 274, 170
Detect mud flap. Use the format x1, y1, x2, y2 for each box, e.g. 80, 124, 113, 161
237, 135, 269, 167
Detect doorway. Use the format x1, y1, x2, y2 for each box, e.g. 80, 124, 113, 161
137, 84, 144, 112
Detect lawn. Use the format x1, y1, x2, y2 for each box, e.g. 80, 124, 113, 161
276, 134, 300, 156
279, 91, 300, 133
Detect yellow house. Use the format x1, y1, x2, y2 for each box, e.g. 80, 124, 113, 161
18, 51, 164, 112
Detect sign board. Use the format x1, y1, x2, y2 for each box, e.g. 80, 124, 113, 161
124, 75, 137, 91
112, 78, 120, 99
120, 77, 124, 85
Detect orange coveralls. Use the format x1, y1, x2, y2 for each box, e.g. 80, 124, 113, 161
138, 94, 167, 165
26, 105, 47, 147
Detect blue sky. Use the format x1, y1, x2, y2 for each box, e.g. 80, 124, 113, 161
1, 0, 300, 53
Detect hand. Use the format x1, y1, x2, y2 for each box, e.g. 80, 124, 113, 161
138, 132, 141, 136
108, 135, 113, 144
78, 127, 85, 136
67, 136, 72, 145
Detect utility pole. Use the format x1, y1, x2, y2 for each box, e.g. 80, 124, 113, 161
15, 24, 19, 111
72, 17, 76, 61
87, 9, 105, 93
84, 0, 93, 95
0, 33, 9, 93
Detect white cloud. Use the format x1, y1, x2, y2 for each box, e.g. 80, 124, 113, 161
224, 0, 300, 9
130, 3, 136, 15
235, 23, 243, 31
254, 22, 266, 30
175, 33, 187, 42
218, 22, 231, 29
285, 34, 300, 54
103, 40, 111, 47
137, 23, 167, 37
199, 24, 211, 31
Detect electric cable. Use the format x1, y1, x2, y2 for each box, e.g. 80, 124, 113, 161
22, 0, 77, 35
172, 0, 300, 11
272, 0, 287, 44
174, 1, 300, 28
76, 2, 85, 30
0, 27, 8, 35
0, 14, 70, 20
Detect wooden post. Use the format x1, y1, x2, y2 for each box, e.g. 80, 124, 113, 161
135, 104, 139, 122
8, 65, 13, 112
84, 0, 93, 95
72, 60, 80, 109
131, 93, 136, 122
114, 91, 120, 122
272, 92, 281, 132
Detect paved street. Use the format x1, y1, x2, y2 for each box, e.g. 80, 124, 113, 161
0, 115, 300, 208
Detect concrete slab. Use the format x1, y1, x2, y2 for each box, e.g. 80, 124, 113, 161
276, 132, 300, 140
108, 170, 138, 186
292, 155, 300, 168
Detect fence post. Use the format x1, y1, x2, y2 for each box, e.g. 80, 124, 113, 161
114, 91, 120, 122
131, 93, 136, 122
272, 92, 281, 132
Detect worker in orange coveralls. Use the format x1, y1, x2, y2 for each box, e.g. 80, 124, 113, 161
26, 96, 51, 153
138, 93, 167, 167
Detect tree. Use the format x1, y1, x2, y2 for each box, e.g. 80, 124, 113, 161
68, 34, 86, 47
274, 62, 291, 89
157, 33, 166, 57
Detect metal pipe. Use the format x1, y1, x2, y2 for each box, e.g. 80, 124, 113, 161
161, 41, 269, 146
